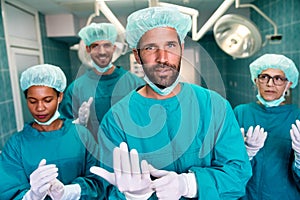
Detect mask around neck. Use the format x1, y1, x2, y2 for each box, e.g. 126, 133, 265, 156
34, 110, 60, 126
92, 61, 113, 73
143, 75, 180, 96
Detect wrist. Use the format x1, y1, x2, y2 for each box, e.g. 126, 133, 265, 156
60, 184, 81, 200
181, 172, 198, 198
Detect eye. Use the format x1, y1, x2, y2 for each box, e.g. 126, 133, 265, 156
144, 45, 157, 51
167, 42, 176, 48
44, 97, 53, 103
259, 74, 269, 79
273, 76, 284, 81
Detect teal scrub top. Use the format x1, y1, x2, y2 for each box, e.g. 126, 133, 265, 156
0, 119, 103, 200
98, 83, 252, 199
59, 66, 144, 139
234, 102, 300, 200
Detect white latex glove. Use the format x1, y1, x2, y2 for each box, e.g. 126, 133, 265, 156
90, 142, 153, 199
49, 179, 64, 200
244, 125, 268, 160
149, 165, 191, 200
76, 97, 93, 126
290, 119, 300, 168
48, 179, 81, 200
24, 159, 58, 200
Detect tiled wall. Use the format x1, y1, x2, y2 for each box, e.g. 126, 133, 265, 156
0, 2, 16, 150
202, 0, 300, 108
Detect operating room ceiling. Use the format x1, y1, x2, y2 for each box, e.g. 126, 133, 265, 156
19, 0, 254, 27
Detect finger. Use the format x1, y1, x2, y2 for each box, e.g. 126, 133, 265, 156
120, 143, 131, 174
31, 164, 58, 179
90, 166, 116, 185
113, 147, 121, 177
149, 165, 169, 178
252, 125, 260, 141
130, 149, 140, 175
151, 172, 171, 189
35, 172, 58, 189
246, 126, 254, 138
291, 128, 297, 142
87, 97, 93, 105
240, 128, 245, 138
141, 160, 150, 180
38, 159, 47, 167
292, 124, 300, 141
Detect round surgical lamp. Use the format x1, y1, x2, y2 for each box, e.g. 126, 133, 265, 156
213, 14, 262, 58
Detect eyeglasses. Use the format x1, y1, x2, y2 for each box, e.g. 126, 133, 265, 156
257, 74, 288, 86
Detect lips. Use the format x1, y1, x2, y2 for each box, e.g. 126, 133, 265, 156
36, 114, 48, 119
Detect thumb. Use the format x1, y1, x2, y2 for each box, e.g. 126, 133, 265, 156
38, 159, 47, 167
90, 166, 116, 185
87, 97, 93, 105
148, 164, 169, 178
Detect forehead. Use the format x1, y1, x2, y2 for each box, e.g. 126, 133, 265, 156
261, 68, 285, 76
90, 40, 112, 45
27, 85, 56, 97
139, 27, 179, 46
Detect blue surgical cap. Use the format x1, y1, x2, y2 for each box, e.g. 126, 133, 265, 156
126, 7, 192, 49
78, 23, 117, 46
250, 54, 299, 88
20, 64, 67, 92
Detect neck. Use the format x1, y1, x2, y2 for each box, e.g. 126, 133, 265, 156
32, 118, 63, 132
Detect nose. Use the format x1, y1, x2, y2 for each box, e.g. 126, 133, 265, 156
36, 101, 45, 111
156, 48, 168, 64
266, 77, 275, 86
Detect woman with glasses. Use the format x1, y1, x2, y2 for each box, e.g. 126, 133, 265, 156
234, 54, 300, 199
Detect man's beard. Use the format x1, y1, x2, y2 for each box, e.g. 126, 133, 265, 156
143, 61, 181, 89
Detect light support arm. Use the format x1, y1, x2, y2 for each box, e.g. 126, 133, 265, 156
235, 0, 280, 37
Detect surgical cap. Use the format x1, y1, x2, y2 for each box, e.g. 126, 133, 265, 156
78, 23, 117, 46
126, 7, 192, 48
250, 54, 299, 88
20, 64, 67, 92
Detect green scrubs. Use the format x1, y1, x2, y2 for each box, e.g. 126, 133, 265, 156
0, 119, 102, 200
98, 83, 252, 199
234, 102, 300, 200
59, 66, 144, 139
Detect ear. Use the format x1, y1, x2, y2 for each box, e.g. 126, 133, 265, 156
132, 49, 142, 64
112, 44, 117, 52
287, 81, 293, 90
58, 92, 64, 103
86, 45, 91, 53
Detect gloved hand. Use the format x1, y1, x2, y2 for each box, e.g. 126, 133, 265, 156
90, 142, 153, 200
26, 159, 58, 200
244, 125, 268, 160
48, 179, 64, 200
77, 97, 93, 126
48, 179, 81, 200
290, 120, 300, 168
149, 165, 192, 200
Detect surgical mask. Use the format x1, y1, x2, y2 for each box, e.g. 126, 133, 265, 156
92, 60, 113, 73
144, 75, 180, 96
34, 110, 60, 126
256, 82, 290, 107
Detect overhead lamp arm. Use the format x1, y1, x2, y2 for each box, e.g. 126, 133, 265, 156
153, 0, 235, 41
235, 0, 281, 40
